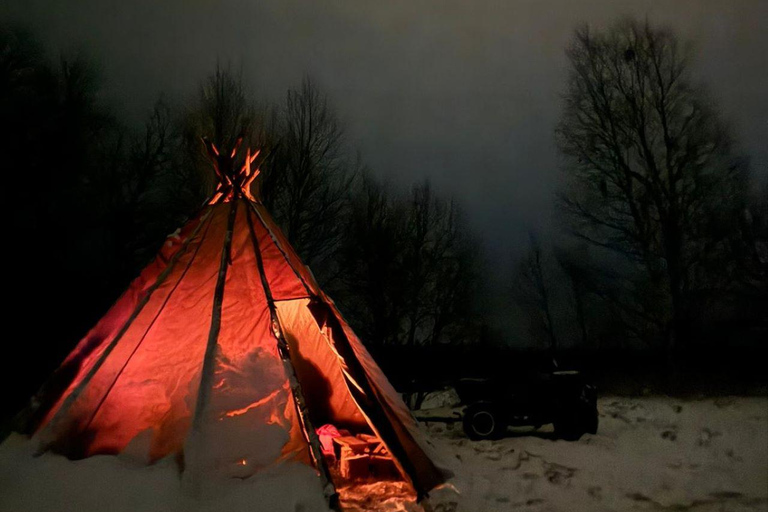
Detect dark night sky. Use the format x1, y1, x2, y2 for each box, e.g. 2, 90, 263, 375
3, 0, 767, 271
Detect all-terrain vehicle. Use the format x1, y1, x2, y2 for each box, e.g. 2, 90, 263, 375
455, 364, 598, 441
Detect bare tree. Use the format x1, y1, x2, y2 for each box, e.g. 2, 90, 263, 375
554, 245, 592, 347
180, 63, 264, 202
403, 181, 480, 347
336, 176, 408, 346
336, 176, 481, 350
260, 77, 355, 279
122, 99, 196, 264
556, 19, 750, 351
514, 234, 559, 351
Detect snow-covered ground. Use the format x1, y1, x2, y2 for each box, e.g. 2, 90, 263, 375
1, 396, 766, 512
426, 395, 768, 512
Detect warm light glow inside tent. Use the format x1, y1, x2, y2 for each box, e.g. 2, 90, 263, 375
17, 140, 450, 508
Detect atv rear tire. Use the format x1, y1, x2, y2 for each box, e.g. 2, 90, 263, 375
553, 416, 584, 441
463, 403, 505, 440
554, 402, 598, 441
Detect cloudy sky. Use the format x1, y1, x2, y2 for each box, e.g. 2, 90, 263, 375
3, 0, 767, 268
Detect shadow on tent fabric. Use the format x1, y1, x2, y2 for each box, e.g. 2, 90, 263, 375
290, 344, 334, 428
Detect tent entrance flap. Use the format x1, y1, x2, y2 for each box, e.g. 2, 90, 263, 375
276, 300, 418, 506
276, 299, 368, 432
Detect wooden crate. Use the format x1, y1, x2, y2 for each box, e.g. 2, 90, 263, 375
339, 454, 370, 479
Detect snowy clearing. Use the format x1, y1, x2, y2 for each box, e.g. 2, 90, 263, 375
1, 396, 766, 512
426, 395, 768, 512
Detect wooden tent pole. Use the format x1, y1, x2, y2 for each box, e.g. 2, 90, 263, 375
244, 205, 339, 510
182, 200, 237, 495
191, 200, 238, 433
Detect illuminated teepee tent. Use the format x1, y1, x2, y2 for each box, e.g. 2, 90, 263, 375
17, 138, 449, 507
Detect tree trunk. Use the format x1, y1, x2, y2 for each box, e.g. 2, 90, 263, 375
663, 216, 688, 355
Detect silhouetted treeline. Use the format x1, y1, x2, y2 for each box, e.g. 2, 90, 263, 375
1, 25, 483, 421
513, 19, 767, 356
3, 18, 766, 424
373, 345, 767, 398
1, 27, 206, 420
177, 68, 484, 348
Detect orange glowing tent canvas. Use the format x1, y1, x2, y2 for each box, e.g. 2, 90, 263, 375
16, 139, 450, 506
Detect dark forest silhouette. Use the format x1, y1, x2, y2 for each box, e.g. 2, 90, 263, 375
0, 24, 483, 419
1, 18, 765, 425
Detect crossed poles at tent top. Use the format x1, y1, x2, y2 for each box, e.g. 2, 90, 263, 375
203, 135, 261, 204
